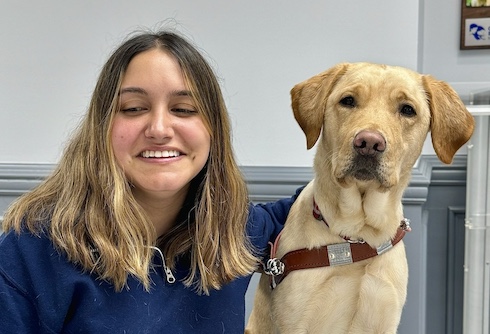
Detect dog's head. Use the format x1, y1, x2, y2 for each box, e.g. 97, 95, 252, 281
291, 62, 474, 189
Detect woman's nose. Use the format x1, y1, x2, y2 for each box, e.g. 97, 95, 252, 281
145, 109, 174, 140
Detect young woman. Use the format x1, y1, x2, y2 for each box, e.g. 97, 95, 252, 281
0, 30, 301, 333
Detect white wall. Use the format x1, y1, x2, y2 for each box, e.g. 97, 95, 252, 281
1, 0, 488, 167
419, 0, 490, 157
1, 0, 420, 167
422, 0, 490, 97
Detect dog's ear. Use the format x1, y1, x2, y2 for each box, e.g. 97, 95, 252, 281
291, 63, 348, 149
422, 75, 475, 164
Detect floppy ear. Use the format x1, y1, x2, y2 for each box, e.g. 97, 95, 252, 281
291, 63, 348, 149
422, 75, 475, 164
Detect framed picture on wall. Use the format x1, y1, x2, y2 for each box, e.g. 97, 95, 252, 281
461, 0, 490, 49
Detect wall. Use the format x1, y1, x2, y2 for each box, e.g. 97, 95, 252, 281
2, 1, 489, 167
422, 0, 490, 98
0, 156, 469, 333
3, 1, 487, 167
1, 0, 422, 167
418, 0, 490, 157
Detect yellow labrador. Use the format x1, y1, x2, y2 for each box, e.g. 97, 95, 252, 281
246, 63, 474, 333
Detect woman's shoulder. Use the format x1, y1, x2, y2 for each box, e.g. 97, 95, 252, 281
0, 228, 79, 291
0, 229, 99, 332
246, 186, 305, 251
0, 228, 55, 260
246, 200, 292, 252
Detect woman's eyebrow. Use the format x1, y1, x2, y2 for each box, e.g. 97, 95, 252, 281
171, 90, 193, 97
119, 88, 192, 97
119, 87, 148, 96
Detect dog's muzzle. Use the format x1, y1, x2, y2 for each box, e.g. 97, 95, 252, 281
345, 130, 387, 183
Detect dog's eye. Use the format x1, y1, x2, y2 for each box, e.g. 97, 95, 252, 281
400, 104, 416, 117
340, 96, 356, 108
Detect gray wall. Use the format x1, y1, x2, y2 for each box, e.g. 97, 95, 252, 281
242, 155, 469, 334
0, 156, 468, 333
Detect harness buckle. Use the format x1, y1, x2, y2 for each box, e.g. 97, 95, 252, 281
263, 258, 285, 276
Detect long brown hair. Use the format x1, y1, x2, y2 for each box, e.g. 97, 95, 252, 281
3, 30, 256, 294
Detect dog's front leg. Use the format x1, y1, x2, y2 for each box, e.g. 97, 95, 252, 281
245, 273, 277, 333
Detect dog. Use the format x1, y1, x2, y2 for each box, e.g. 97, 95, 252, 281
246, 62, 474, 333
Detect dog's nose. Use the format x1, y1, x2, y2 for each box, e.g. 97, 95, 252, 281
353, 130, 386, 156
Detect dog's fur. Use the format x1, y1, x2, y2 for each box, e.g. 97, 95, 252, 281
246, 63, 474, 333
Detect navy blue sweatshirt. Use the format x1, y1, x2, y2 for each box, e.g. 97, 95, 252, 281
0, 194, 299, 333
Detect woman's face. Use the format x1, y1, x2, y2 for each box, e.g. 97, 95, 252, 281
111, 48, 211, 201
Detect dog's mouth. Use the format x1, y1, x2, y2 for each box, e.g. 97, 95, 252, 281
341, 155, 387, 186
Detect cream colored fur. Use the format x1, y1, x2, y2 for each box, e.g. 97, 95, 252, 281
246, 63, 474, 334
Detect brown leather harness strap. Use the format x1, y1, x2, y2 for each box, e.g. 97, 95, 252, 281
266, 226, 408, 288
262, 197, 411, 289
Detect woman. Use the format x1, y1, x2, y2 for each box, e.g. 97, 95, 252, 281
0, 30, 300, 333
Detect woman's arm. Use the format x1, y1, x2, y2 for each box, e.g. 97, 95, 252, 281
246, 186, 304, 254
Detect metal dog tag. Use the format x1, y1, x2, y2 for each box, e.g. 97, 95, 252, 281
327, 243, 353, 266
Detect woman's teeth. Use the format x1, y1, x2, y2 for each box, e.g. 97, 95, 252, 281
141, 150, 181, 158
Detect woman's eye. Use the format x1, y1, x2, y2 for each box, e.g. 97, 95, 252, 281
171, 107, 197, 115
120, 107, 147, 113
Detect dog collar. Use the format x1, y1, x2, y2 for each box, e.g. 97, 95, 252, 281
262, 199, 411, 289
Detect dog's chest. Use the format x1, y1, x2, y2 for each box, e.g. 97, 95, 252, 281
272, 244, 407, 333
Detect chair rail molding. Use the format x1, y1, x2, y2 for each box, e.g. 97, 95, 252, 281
241, 155, 468, 203
0, 155, 467, 202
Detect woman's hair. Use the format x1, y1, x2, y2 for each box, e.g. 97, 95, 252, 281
3, 30, 256, 294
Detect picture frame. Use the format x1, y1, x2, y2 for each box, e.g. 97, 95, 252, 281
460, 0, 490, 49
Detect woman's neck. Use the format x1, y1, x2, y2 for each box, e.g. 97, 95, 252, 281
133, 186, 189, 238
